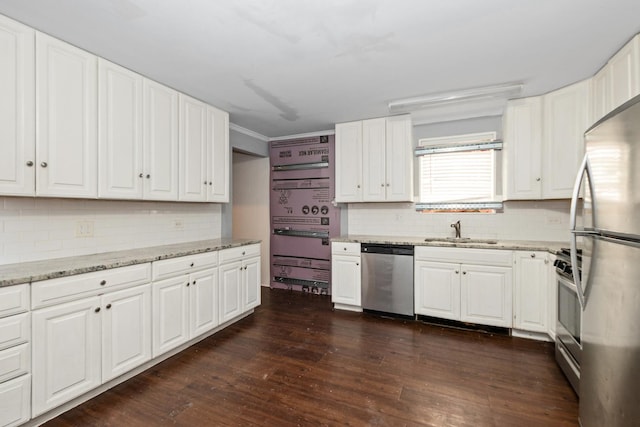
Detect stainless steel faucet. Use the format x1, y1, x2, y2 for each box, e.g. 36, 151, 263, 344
451, 220, 461, 239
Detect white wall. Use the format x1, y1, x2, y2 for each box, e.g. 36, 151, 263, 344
232, 152, 270, 285
0, 197, 221, 265
347, 200, 570, 242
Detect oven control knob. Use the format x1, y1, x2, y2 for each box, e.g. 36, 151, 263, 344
553, 259, 561, 267
563, 265, 573, 275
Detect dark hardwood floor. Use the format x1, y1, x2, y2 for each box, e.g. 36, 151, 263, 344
45, 288, 578, 426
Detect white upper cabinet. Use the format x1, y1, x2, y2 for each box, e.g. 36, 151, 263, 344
36, 32, 98, 198
608, 35, 640, 111
503, 96, 543, 200
590, 66, 610, 124
542, 79, 590, 199
385, 115, 414, 201
98, 59, 144, 199
335, 115, 413, 203
362, 117, 386, 201
0, 15, 35, 196
143, 79, 179, 200
98, 60, 180, 201
179, 94, 208, 201
335, 121, 363, 202
503, 80, 589, 200
206, 105, 230, 202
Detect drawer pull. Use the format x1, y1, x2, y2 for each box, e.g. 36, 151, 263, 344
100, 280, 107, 286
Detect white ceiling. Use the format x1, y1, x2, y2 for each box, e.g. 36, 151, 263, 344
1, 0, 640, 138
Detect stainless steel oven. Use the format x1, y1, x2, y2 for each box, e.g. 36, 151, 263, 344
554, 248, 581, 396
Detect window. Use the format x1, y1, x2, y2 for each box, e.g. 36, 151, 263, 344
415, 132, 503, 211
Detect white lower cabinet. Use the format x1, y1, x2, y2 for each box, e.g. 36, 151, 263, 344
0, 374, 31, 427
513, 251, 550, 334
32, 284, 152, 416
151, 258, 219, 357
218, 244, 261, 324
460, 264, 512, 327
414, 247, 513, 328
32, 296, 101, 416
330, 242, 362, 310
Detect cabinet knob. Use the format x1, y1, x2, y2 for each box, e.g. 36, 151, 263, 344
209, 182, 212, 186
386, 183, 390, 187
106, 304, 112, 309
356, 263, 359, 266
204, 181, 208, 185
94, 307, 101, 313
531, 253, 536, 258
186, 282, 190, 287
146, 174, 150, 179
190, 263, 194, 267
381, 183, 384, 187
242, 251, 246, 256
239, 267, 242, 271
100, 280, 106, 286
536, 177, 541, 182
455, 270, 459, 274
139, 173, 144, 178
26, 161, 34, 167
192, 280, 196, 285
244, 266, 248, 270
463, 271, 467, 275
40, 161, 48, 168
357, 184, 361, 188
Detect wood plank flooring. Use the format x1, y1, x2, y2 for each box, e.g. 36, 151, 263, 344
45, 288, 578, 426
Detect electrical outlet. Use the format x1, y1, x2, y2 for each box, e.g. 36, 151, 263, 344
174, 219, 184, 230
75, 220, 94, 237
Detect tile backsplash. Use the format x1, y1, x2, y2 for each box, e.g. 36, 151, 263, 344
347, 200, 570, 242
0, 197, 221, 265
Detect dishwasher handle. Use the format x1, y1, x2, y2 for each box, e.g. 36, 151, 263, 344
361, 243, 414, 256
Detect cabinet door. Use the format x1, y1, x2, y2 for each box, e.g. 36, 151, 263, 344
102, 284, 151, 382
35, 32, 97, 198
608, 35, 640, 111
219, 261, 243, 323
152, 276, 189, 357
189, 268, 218, 338
414, 260, 460, 320
179, 94, 208, 201
98, 59, 143, 199
32, 296, 101, 416
243, 256, 261, 311
331, 254, 361, 307
0, 374, 31, 427
547, 254, 558, 340
513, 252, 548, 333
503, 97, 543, 199
460, 264, 512, 327
207, 106, 230, 202
335, 121, 363, 202
143, 79, 179, 200
362, 118, 386, 201
385, 115, 414, 202
542, 80, 589, 199
591, 67, 610, 124
0, 15, 35, 196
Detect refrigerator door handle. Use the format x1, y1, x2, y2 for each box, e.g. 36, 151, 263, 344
569, 154, 595, 309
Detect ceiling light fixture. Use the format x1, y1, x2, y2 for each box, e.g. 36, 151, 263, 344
388, 82, 524, 114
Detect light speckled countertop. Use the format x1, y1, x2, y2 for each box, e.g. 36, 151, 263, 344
0, 238, 260, 287
332, 235, 565, 253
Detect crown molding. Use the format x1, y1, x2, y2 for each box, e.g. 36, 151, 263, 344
269, 129, 335, 141
229, 123, 269, 142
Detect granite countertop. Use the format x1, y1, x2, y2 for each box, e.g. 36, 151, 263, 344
332, 235, 565, 253
0, 238, 260, 287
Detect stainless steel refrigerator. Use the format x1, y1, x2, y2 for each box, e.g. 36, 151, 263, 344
570, 94, 640, 427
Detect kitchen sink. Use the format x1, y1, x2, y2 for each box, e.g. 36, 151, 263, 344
423, 237, 498, 244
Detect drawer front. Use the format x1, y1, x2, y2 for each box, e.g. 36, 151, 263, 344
219, 244, 260, 264
0, 285, 29, 318
0, 313, 29, 352
415, 246, 513, 267
331, 242, 360, 256
152, 252, 218, 281
0, 343, 29, 383
32, 263, 151, 309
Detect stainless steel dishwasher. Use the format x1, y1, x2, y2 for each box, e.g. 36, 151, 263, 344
361, 243, 414, 317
